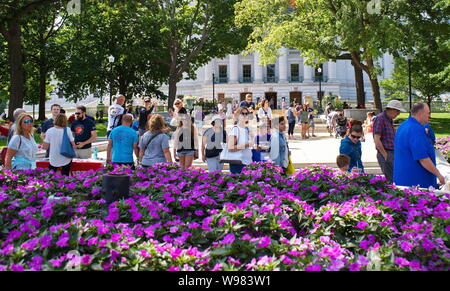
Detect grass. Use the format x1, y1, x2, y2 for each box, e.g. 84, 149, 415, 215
395, 112, 450, 137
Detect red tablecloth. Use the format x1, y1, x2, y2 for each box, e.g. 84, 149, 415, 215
36, 160, 104, 174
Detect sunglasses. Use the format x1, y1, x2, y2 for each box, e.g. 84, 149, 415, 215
350, 134, 362, 139
241, 112, 249, 116
23, 120, 33, 124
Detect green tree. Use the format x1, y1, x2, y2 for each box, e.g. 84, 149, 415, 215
235, 0, 447, 111
381, 41, 450, 111
22, 2, 67, 120
52, 0, 169, 105
142, 0, 250, 108
0, 0, 60, 117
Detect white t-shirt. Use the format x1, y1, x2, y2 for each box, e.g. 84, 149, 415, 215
258, 107, 273, 120
44, 127, 74, 167
108, 104, 125, 131
230, 126, 252, 165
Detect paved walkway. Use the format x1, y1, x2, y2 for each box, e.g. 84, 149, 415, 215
92, 122, 381, 173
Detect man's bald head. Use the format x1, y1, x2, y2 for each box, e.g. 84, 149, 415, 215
121, 114, 133, 125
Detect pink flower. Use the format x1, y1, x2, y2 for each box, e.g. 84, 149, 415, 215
322, 210, 332, 222
256, 236, 271, 248
394, 257, 410, 267
81, 255, 92, 265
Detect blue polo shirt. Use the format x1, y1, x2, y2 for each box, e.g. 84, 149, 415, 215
394, 117, 437, 188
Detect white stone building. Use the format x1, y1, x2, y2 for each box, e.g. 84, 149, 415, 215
161, 48, 395, 109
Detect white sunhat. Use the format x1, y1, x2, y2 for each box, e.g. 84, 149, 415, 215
386, 100, 407, 112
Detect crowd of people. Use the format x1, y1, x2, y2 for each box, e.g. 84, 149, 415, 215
0, 94, 447, 188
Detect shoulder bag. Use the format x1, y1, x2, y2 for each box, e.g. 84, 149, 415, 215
60, 127, 76, 159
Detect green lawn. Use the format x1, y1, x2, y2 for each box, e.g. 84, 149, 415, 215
395, 112, 450, 137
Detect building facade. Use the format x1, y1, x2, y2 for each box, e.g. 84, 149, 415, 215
161, 48, 395, 109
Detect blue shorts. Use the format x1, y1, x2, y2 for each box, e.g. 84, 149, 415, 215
177, 150, 196, 157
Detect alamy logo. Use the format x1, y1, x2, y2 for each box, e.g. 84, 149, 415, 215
367, 0, 382, 15
67, 0, 81, 16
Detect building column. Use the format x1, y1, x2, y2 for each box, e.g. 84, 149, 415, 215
229, 54, 239, 84
278, 47, 288, 83
328, 61, 337, 82
303, 64, 313, 82
204, 62, 212, 85
254, 53, 263, 84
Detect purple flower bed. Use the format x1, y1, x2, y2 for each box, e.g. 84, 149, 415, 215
436, 136, 450, 163
0, 163, 449, 271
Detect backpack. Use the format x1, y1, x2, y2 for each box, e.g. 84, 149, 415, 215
204, 128, 227, 158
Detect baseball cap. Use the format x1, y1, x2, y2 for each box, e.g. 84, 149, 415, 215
386, 100, 407, 112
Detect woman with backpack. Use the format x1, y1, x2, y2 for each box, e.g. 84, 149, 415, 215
42, 114, 76, 176
201, 115, 226, 172
173, 113, 198, 169
4, 113, 38, 170
286, 103, 297, 140
138, 114, 172, 167
258, 99, 273, 127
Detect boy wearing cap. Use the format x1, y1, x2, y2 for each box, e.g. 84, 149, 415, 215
373, 100, 406, 183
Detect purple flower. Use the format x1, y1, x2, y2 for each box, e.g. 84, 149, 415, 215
29, 256, 43, 271
355, 221, 368, 230
81, 255, 92, 265
305, 264, 321, 271
105, 207, 119, 222
221, 234, 235, 245
256, 236, 271, 249
394, 257, 410, 267
11, 264, 24, 271
56, 232, 70, 247
400, 241, 413, 252
359, 240, 370, 250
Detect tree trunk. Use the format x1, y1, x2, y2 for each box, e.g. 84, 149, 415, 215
352, 61, 365, 108
365, 58, 382, 111
6, 20, 25, 118
167, 65, 180, 109
38, 61, 47, 121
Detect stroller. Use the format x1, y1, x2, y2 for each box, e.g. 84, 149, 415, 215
335, 116, 347, 138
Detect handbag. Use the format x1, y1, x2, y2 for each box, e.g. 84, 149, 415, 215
286, 155, 295, 175
219, 127, 246, 165
60, 127, 76, 159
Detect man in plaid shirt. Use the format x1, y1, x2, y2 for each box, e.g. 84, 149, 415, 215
373, 100, 406, 183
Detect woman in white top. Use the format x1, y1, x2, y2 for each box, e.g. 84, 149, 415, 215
4, 113, 38, 170
228, 107, 253, 174
42, 114, 76, 176
258, 99, 273, 127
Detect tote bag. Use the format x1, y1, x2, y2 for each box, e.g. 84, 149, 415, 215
219, 127, 246, 165
60, 127, 76, 159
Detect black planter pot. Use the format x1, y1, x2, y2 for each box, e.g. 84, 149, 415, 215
102, 174, 130, 204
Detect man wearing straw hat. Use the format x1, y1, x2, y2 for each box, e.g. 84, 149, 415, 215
373, 100, 406, 183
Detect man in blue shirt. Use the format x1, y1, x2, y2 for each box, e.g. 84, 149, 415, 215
106, 114, 139, 169
239, 94, 256, 118
394, 102, 445, 188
